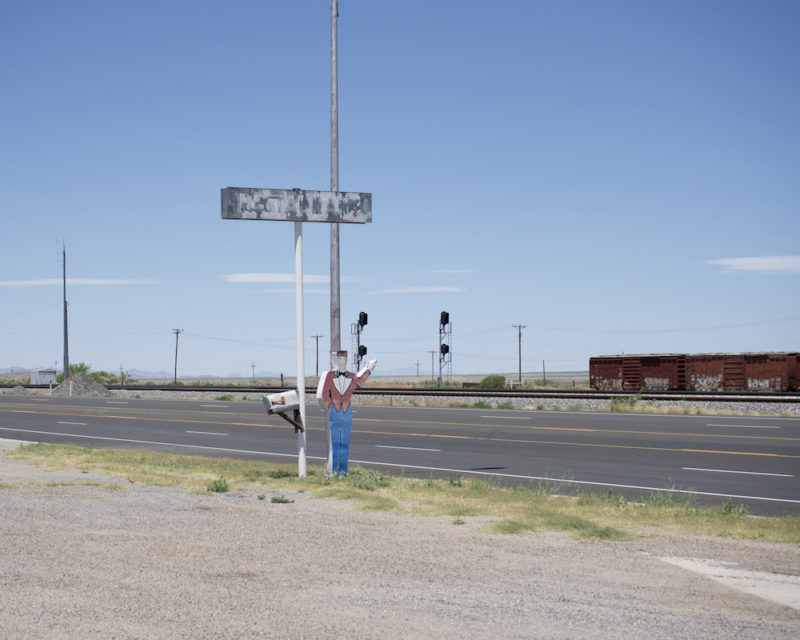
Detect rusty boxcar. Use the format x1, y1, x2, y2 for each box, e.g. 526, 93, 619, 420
590, 353, 798, 392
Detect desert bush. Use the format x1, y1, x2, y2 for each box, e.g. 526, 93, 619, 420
478, 375, 506, 389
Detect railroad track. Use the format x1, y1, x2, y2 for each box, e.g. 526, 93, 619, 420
4, 384, 799, 403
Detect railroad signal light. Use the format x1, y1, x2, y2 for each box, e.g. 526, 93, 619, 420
440, 311, 449, 326
358, 311, 368, 328
440, 343, 449, 355
358, 345, 368, 357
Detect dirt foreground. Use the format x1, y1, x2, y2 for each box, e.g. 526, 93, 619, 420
1, 439, 798, 639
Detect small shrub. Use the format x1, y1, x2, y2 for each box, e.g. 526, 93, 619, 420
348, 468, 390, 491
271, 495, 294, 504
478, 375, 506, 389
718, 498, 748, 516
646, 491, 675, 508
269, 467, 295, 479
206, 477, 229, 493
215, 395, 234, 401
609, 393, 641, 412
257, 494, 266, 500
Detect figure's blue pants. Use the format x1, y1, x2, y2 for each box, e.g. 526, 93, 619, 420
329, 405, 352, 474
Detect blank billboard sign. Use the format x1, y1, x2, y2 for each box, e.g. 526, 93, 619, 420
221, 187, 372, 224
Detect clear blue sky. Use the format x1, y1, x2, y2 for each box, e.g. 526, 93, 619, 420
1, 0, 798, 379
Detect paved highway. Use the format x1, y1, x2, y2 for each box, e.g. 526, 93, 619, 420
1, 395, 798, 515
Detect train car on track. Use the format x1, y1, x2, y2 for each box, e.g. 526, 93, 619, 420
590, 352, 799, 392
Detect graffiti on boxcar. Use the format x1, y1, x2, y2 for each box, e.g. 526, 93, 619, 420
643, 378, 669, 390
591, 378, 623, 391
689, 374, 723, 391
747, 378, 781, 391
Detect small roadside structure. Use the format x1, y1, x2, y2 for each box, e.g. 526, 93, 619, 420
30, 369, 57, 385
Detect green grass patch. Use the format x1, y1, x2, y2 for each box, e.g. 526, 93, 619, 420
206, 477, 229, 493
271, 495, 294, 504
452, 401, 515, 410
8, 443, 800, 543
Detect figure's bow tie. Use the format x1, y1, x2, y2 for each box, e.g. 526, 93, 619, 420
335, 371, 348, 378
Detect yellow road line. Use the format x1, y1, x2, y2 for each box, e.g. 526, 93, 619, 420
3, 408, 798, 459
354, 417, 800, 443
2, 405, 797, 442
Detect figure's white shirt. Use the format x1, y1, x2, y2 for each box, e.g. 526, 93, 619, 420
332, 372, 352, 397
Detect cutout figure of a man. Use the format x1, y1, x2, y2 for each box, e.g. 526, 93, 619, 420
316, 350, 377, 475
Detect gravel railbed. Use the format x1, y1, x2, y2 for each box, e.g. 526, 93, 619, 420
1, 440, 799, 639
6, 385, 795, 416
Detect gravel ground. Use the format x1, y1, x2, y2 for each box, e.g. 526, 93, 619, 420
1, 440, 799, 639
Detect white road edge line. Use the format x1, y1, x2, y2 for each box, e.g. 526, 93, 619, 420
375, 445, 441, 452
185, 430, 228, 436
200, 404, 227, 408
479, 416, 531, 420
706, 423, 780, 429
57, 421, 87, 426
683, 467, 794, 478
1, 427, 798, 505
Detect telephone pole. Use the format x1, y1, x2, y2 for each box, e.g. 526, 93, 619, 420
173, 329, 183, 383
251, 361, 256, 382
415, 360, 421, 387
512, 324, 527, 384
311, 334, 324, 377
427, 350, 436, 381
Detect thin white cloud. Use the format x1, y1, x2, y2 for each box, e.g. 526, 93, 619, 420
0, 278, 158, 287
705, 256, 800, 274
371, 285, 466, 294
223, 273, 360, 284
257, 288, 329, 294
429, 269, 475, 274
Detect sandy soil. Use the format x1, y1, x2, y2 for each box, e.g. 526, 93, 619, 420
1, 440, 798, 639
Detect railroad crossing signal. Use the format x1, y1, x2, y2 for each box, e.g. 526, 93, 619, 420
353, 311, 369, 370
438, 310, 452, 388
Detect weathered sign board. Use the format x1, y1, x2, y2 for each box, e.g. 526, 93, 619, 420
221, 187, 372, 224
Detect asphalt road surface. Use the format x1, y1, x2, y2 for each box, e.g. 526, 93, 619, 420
1, 395, 797, 515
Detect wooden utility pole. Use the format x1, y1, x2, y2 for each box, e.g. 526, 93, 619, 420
173, 329, 183, 383
312, 335, 324, 377
512, 324, 527, 383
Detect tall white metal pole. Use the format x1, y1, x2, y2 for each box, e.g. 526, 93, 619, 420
294, 221, 308, 477
62, 244, 69, 381
330, 0, 340, 356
